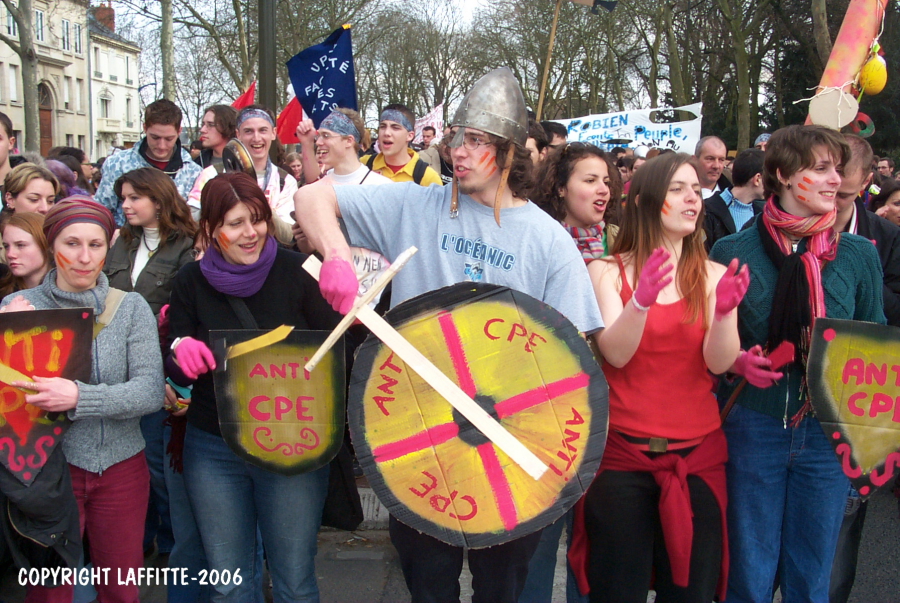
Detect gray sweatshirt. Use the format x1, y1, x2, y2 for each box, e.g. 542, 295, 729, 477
1, 270, 164, 472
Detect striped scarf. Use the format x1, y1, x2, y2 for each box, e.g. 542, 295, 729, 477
564, 222, 606, 264
758, 196, 839, 424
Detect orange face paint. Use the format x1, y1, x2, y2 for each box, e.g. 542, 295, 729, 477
218, 232, 231, 251
55, 252, 72, 266
477, 152, 491, 167
797, 182, 810, 191
797, 195, 809, 202
486, 166, 498, 178
661, 200, 671, 215
802, 177, 813, 184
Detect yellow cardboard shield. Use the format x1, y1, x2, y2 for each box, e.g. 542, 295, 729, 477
808, 318, 900, 498
349, 283, 608, 548
212, 329, 345, 475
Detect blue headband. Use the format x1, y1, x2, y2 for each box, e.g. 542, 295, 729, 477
237, 108, 275, 128
319, 111, 362, 141
380, 109, 414, 132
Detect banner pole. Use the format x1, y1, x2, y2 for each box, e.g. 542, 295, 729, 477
536, 0, 564, 122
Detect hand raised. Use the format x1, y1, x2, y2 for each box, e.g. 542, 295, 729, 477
319, 256, 359, 315
632, 247, 674, 309
715, 259, 750, 320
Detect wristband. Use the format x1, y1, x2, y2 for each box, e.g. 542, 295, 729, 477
631, 296, 650, 312
170, 337, 184, 352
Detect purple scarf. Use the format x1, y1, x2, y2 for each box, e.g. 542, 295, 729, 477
200, 236, 277, 297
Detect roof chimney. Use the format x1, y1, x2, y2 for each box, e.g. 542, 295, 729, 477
94, 3, 115, 32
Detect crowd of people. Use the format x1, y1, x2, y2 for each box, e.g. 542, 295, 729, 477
0, 65, 894, 603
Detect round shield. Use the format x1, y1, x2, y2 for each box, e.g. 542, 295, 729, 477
349, 283, 608, 548
221, 139, 255, 177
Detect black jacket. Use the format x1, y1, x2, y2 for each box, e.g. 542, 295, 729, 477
851, 198, 900, 326
105, 231, 195, 316
0, 446, 81, 576
703, 190, 765, 252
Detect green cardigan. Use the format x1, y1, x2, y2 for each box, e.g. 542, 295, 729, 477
710, 226, 886, 420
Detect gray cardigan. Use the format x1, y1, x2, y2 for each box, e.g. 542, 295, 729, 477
0, 270, 164, 472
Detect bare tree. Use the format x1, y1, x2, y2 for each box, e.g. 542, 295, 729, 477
0, 0, 39, 151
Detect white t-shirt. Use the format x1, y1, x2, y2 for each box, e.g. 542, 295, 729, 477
335, 183, 604, 333
327, 164, 392, 187
131, 227, 160, 286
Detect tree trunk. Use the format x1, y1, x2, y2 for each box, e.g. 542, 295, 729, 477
160, 0, 176, 100
811, 0, 833, 66
663, 2, 688, 106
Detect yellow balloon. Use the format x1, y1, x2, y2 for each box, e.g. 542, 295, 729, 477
859, 55, 887, 95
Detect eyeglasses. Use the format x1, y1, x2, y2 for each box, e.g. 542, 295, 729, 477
316, 132, 346, 141
459, 133, 490, 151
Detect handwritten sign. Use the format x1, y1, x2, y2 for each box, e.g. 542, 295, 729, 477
286, 26, 357, 128
807, 318, 900, 498
0, 308, 92, 485
414, 104, 444, 145
213, 330, 345, 475
554, 103, 703, 153
349, 283, 608, 548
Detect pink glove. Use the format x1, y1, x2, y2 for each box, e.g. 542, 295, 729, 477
632, 247, 674, 309
174, 337, 216, 380
732, 345, 783, 388
715, 259, 750, 320
320, 256, 359, 315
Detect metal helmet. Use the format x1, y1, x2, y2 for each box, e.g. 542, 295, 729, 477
449, 67, 528, 148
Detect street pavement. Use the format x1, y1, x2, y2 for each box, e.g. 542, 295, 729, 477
0, 485, 896, 602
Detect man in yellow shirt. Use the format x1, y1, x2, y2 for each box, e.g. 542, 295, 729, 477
364, 104, 443, 186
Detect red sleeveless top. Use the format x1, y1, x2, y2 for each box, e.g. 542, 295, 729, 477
602, 256, 721, 440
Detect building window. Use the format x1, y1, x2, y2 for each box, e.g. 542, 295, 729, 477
76, 77, 83, 112
66, 134, 74, 146
100, 97, 110, 118
63, 76, 71, 109
34, 9, 43, 42
125, 56, 131, 85
125, 97, 132, 125
9, 65, 18, 102
6, 5, 16, 37
0, 63, 4, 102
77, 134, 85, 152
61, 19, 70, 51
73, 23, 82, 54
93, 47, 101, 77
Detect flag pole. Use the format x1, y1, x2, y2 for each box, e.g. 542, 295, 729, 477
536, 0, 563, 122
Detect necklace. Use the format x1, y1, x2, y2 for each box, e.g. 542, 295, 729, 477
143, 234, 160, 258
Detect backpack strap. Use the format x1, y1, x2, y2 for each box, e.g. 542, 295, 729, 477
412, 159, 428, 185
93, 288, 127, 339
364, 154, 376, 170
278, 167, 289, 191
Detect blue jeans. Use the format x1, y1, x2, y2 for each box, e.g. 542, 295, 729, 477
142, 408, 175, 554
164, 422, 212, 603
723, 404, 848, 603
183, 424, 329, 603
518, 512, 587, 603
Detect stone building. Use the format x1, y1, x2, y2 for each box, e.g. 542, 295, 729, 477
88, 3, 141, 159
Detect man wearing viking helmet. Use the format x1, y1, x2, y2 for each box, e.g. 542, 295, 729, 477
295, 68, 604, 602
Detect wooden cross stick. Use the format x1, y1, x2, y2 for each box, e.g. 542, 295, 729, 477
302, 253, 548, 480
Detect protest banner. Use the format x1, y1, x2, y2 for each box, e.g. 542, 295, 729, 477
286, 25, 356, 128
0, 308, 92, 485
212, 328, 345, 475
414, 104, 444, 145
554, 103, 703, 153
348, 283, 608, 548
807, 318, 900, 498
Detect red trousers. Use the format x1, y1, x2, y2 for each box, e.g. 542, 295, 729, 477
26, 452, 150, 603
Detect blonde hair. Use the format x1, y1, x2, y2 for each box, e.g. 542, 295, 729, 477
4, 163, 59, 199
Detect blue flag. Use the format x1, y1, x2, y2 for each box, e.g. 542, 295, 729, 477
286, 25, 357, 128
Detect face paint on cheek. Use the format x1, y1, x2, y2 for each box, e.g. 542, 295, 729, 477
477, 152, 491, 167
661, 200, 671, 216
797, 182, 810, 191
217, 232, 231, 251
486, 165, 498, 178
802, 177, 813, 184
55, 251, 72, 267
797, 195, 809, 202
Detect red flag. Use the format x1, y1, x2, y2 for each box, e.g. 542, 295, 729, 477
276, 97, 307, 144
232, 81, 256, 109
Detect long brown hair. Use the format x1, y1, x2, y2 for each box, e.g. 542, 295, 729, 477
533, 143, 621, 224
0, 212, 50, 297
114, 168, 197, 246
611, 152, 708, 324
